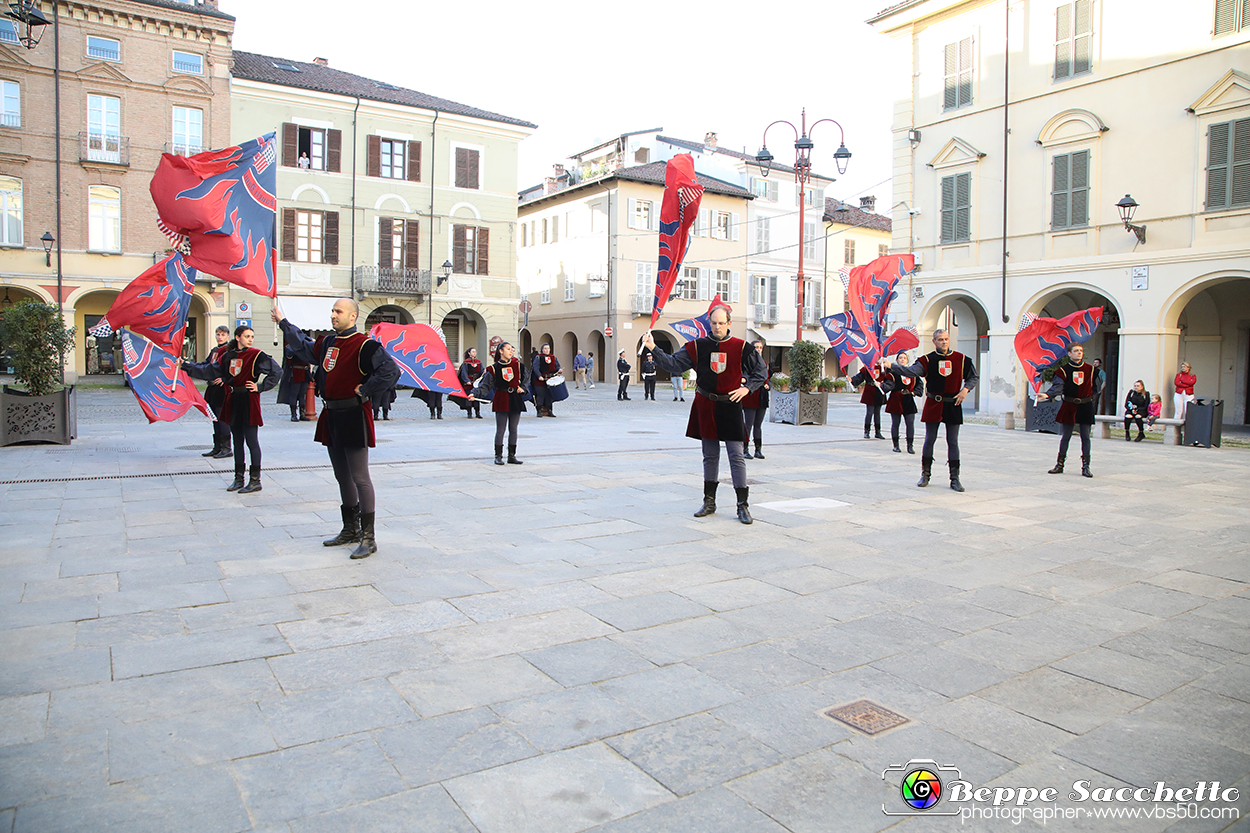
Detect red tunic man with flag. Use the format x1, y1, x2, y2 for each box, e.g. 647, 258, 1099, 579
1035, 342, 1102, 477
890, 329, 978, 492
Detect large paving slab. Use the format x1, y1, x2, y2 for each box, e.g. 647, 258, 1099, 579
0, 386, 1247, 830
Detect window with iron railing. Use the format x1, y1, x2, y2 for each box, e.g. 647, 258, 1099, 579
1, 81, 18, 129
87, 36, 120, 62
0, 21, 17, 45
172, 106, 202, 157
172, 51, 203, 75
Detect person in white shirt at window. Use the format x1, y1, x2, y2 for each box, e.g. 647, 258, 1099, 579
298, 151, 311, 169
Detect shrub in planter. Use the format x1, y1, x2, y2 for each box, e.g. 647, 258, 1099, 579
0, 299, 77, 445
832, 378, 848, 392
816, 377, 834, 392
786, 339, 824, 393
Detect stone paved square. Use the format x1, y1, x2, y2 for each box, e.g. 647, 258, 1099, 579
0, 388, 1247, 831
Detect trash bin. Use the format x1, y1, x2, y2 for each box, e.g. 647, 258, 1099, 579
1183, 399, 1223, 448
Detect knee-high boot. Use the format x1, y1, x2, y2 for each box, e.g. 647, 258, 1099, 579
494, 444, 504, 465
1048, 455, 1065, 474
227, 466, 245, 491
949, 461, 965, 492
507, 444, 523, 464
917, 457, 932, 488
324, 505, 361, 546
350, 512, 376, 559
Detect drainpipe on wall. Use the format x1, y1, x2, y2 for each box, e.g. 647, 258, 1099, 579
1000, 0, 1010, 325
349, 95, 360, 300
427, 110, 438, 327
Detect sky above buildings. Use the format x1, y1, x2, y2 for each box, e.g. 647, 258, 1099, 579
224, 0, 899, 209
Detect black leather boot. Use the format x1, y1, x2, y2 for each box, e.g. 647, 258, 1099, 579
907, 440, 915, 454
735, 487, 752, 524
949, 461, 965, 492
494, 444, 504, 466
917, 457, 932, 488
202, 437, 219, 457
874, 429, 886, 440
694, 481, 717, 517
754, 443, 764, 459
239, 465, 262, 493
1048, 455, 1066, 474
212, 442, 233, 459
350, 512, 376, 559
507, 444, 523, 464
323, 505, 361, 546
743, 442, 753, 459
226, 466, 245, 491
892, 438, 901, 453
1081, 456, 1093, 478
1125, 429, 1131, 441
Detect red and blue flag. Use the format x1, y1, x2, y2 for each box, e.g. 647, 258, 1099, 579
119, 330, 212, 424
150, 133, 278, 298
368, 322, 464, 395
848, 254, 915, 349
651, 155, 704, 328
820, 312, 877, 370
669, 296, 731, 342
89, 253, 196, 356
1014, 306, 1103, 393
883, 326, 920, 358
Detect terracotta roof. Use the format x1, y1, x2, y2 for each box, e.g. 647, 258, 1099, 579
519, 161, 752, 208
823, 197, 892, 232
130, 0, 235, 21
656, 134, 839, 182
231, 52, 537, 129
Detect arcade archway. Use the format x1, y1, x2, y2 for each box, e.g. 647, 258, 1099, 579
1024, 286, 1122, 415
1162, 273, 1250, 424
921, 292, 991, 411
588, 330, 606, 383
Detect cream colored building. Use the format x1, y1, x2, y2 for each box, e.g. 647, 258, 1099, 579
0, 0, 234, 379
229, 52, 535, 358
517, 162, 751, 381
870, 0, 1250, 423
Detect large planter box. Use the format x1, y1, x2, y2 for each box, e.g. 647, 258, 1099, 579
1024, 396, 1061, 434
770, 390, 828, 425
1, 385, 77, 446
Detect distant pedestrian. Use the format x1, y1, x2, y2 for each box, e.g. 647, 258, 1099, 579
1092, 358, 1107, 414
586, 352, 595, 388
573, 350, 588, 390
671, 370, 686, 401
1147, 394, 1162, 427
1124, 380, 1148, 442
458, 347, 484, 419
532, 343, 561, 417
741, 340, 769, 458
201, 325, 233, 459
616, 350, 631, 400
641, 350, 657, 400
851, 359, 887, 439
1173, 362, 1196, 419
472, 341, 529, 465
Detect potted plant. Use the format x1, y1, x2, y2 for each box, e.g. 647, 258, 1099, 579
0, 299, 77, 446
832, 377, 848, 393
771, 373, 790, 392
770, 340, 829, 425
816, 377, 834, 393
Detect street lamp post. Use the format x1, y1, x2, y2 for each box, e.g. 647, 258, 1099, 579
756, 108, 851, 343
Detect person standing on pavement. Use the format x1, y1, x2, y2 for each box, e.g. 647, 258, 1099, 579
640, 349, 657, 401
371, 378, 397, 421
586, 352, 595, 388
644, 305, 767, 524
671, 368, 686, 401
573, 350, 588, 390
458, 347, 484, 419
1173, 361, 1196, 420
1036, 342, 1102, 478
616, 350, 632, 400
472, 341, 530, 465
183, 325, 280, 494
532, 343, 561, 417
273, 298, 401, 560
889, 328, 978, 492
883, 350, 922, 454
201, 325, 233, 459
851, 359, 888, 440
741, 340, 769, 459
277, 342, 311, 423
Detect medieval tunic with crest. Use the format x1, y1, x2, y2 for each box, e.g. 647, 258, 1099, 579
475, 357, 531, 414
1045, 361, 1100, 425
201, 341, 232, 416
185, 346, 280, 426
279, 321, 401, 449
883, 370, 923, 416
650, 336, 768, 442
896, 350, 979, 424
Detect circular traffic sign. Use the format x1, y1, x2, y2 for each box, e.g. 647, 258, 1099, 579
519, 300, 533, 314
605, 326, 613, 337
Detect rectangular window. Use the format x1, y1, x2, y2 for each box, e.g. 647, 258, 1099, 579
681, 266, 698, 300
86, 94, 121, 163
564, 277, 574, 301
636, 262, 654, 308
879, 243, 889, 257
88, 185, 121, 251
455, 147, 480, 189
1214, 0, 1250, 35
633, 199, 652, 231
379, 139, 405, 179
376, 217, 419, 270
282, 123, 341, 172
297, 211, 323, 263
803, 221, 817, 259
541, 288, 551, 304
943, 37, 974, 110
1206, 117, 1250, 210
520, 223, 527, 248
752, 177, 778, 201
1051, 150, 1090, 229
1055, 0, 1093, 80
542, 218, 548, 244
844, 239, 856, 265
799, 186, 825, 208
803, 279, 823, 323
171, 106, 202, 155
452, 224, 490, 275
755, 216, 770, 254
551, 215, 558, 243
1, 80, 18, 128
715, 270, 730, 299
86, 36, 120, 62
716, 211, 731, 240
0, 20, 18, 45
0, 176, 22, 245
940, 172, 972, 243
171, 50, 203, 75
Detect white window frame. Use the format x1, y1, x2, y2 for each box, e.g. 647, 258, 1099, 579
0, 80, 18, 128
943, 36, 974, 111
171, 50, 204, 75
715, 269, 730, 299
88, 185, 121, 252
564, 276, 575, 301
171, 106, 202, 155
715, 211, 731, 240
755, 215, 770, 254
295, 210, 324, 263
86, 36, 121, 63
680, 266, 699, 300
540, 288, 551, 304
379, 139, 406, 180
0, 176, 22, 246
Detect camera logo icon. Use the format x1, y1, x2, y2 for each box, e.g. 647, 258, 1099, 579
882, 759, 962, 816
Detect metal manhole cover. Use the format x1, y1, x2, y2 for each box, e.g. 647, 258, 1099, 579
822, 700, 909, 735
628, 431, 660, 434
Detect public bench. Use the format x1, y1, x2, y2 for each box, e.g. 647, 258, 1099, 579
1095, 414, 1183, 445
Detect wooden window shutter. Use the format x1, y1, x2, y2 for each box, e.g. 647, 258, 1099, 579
467, 150, 480, 189
323, 211, 339, 264
1070, 150, 1089, 226
769, 181, 778, 201
1052, 153, 1071, 228
627, 198, 637, 230
407, 141, 421, 182
731, 212, 740, 242
281, 123, 298, 167
699, 268, 710, 301
957, 38, 973, 107
281, 208, 296, 260
326, 129, 342, 173
455, 148, 469, 188
476, 226, 489, 275
1073, 0, 1092, 76
405, 219, 419, 269
377, 216, 392, 265
954, 172, 971, 242
1233, 117, 1250, 207
452, 224, 466, 273
1055, 4, 1072, 79
940, 176, 956, 243
1214, 0, 1238, 35
944, 43, 958, 109
1207, 121, 1231, 209
730, 271, 740, 303
366, 135, 381, 177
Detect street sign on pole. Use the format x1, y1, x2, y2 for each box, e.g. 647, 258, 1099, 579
605, 326, 613, 337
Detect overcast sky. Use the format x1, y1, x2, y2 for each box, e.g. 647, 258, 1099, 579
223, 0, 900, 207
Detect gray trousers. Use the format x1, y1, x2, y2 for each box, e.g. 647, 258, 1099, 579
702, 439, 747, 489
328, 446, 375, 514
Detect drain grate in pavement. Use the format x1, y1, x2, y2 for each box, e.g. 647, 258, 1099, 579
43, 446, 140, 453
822, 700, 909, 735
175, 445, 208, 451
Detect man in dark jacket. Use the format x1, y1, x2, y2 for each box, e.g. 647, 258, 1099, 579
616, 350, 631, 401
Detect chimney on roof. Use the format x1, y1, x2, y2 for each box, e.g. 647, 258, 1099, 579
859, 195, 876, 212
313, 57, 329, 67
194, 0, 219, 7
552, 164, 565, 177
544, 165, 569, 195
704, 132, 718, 150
